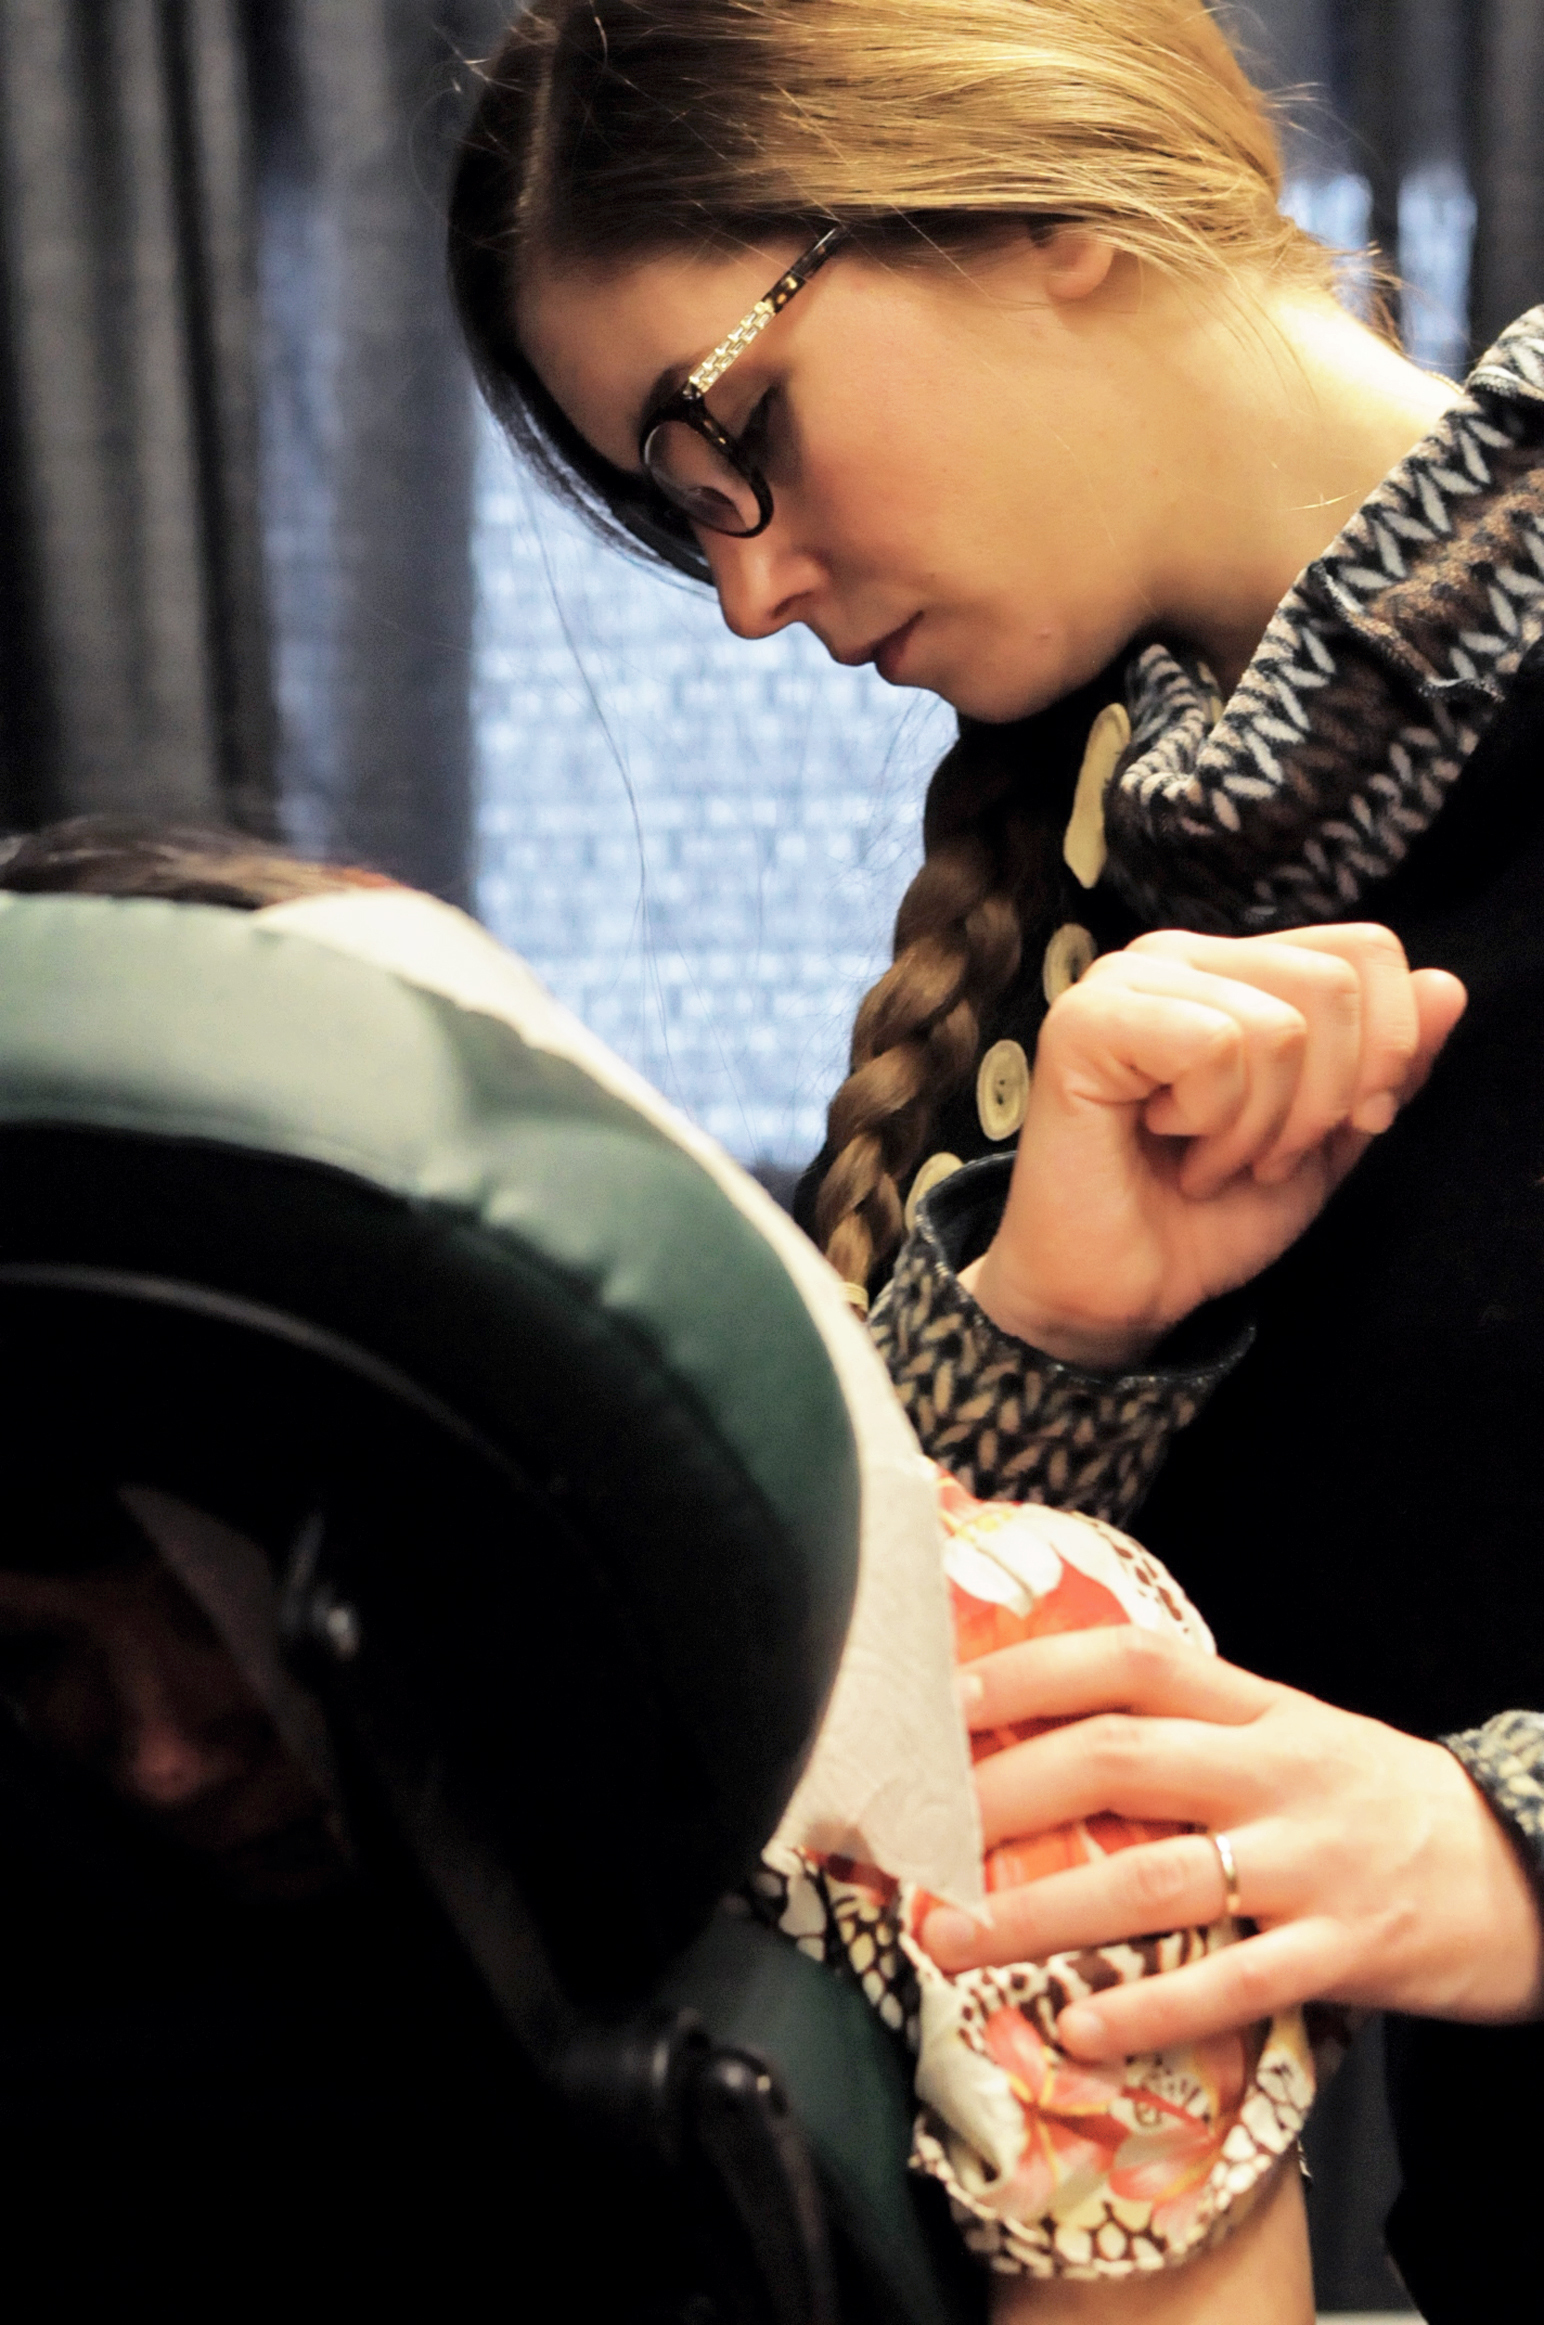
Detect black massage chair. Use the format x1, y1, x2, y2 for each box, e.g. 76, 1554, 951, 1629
0, 887, 984, 2322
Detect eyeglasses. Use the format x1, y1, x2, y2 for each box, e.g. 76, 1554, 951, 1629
638, 227, 848, 541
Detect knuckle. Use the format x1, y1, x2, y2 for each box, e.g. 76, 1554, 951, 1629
1125, 1843, 1192, 1917
1115, 1626, 1180, 1687
1194, 1012, 1242, 1066
1384, 1024, 1420, 1076
1259, 1008, 1307, 1063
1088, 1712, 1145, 1769
1227, 1943, 1280, 2015
1288, 946, 1358, 998
1348, 921, 1408, 969
1074, 955, 1133, 1003
1044, 975, 1101, 1025
1319, 957, 1362, 1008
1036, 995, 1095, 1066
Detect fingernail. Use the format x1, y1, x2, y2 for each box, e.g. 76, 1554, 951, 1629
922, 1907, 978, 1962
1057, 2005, 1106, 2056
1351, 1090, 1398, 1135
956, 1671, 985, 1711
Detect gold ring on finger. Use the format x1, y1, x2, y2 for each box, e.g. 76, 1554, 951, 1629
1209, 1828, 1243, 1919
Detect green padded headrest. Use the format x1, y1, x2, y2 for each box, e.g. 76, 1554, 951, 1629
0, 889, 861, 1999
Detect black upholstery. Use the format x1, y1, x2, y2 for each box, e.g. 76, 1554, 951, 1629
0, 893, 982, 2323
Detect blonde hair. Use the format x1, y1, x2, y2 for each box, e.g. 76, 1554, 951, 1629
450, 0, 1334, 1287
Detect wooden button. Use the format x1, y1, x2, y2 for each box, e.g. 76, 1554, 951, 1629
976, 1038, 1031, 1141
904, 1151, 962, 1231
1062, 700, 1131, 889
1042, 922, 1096, 1005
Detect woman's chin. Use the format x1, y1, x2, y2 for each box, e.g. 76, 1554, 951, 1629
929, 636, 1092, 726
209, 1813, 353, 1904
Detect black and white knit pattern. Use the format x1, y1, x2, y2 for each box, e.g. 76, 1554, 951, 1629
1445, 1711, 1544, 1885
871, 1194, 1248, 1521
1103, 308, 1544, 933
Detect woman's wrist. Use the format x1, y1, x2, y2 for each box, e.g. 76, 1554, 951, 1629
960, 1248, 1164, 1371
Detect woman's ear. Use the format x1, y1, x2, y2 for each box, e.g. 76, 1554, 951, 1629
1039, 227, 1119, 305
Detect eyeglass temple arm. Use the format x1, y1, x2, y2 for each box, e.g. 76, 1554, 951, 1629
686, 227, 849, 398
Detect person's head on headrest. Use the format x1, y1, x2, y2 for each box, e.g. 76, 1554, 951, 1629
0, 1481, 344, 1906
0, 814, 391, 911
0, 822, 379, 1908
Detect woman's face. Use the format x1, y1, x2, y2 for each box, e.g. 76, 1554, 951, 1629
520, 232, 1174, 723
0, 1555, 342, 1901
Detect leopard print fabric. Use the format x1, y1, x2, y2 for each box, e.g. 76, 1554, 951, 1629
748, 1477, 1326, 2281
749, 1846, 1318, 2279
1444, 1711, 1544, 1868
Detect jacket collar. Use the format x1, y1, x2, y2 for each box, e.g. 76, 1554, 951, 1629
1102, 309, 1544, 932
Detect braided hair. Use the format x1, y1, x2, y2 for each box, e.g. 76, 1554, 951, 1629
814, 723, 1046, 1286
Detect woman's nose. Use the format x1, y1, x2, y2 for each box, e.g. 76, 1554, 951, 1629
706, 527, 824, 641
119, 1706, 234, 1808
110, 1647, 248, 1808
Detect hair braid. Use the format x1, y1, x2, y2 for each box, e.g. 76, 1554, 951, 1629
815, 721, 1061, 1289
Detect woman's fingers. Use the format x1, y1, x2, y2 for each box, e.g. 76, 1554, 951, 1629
1072, 945, 1380, 1197
1148, 938, 1363, 1183
1258, 925, 1419, 1132
970, 927, 1466, 1365
932, 1675, 1544, 2037
1043, 965, 1261, 1119
928, 1809, 1319, 1970
1031, 925, 1461, 1201
961, 1627, 1276, 1734
1127, 926, 1422, 1182
1261, 934, 1463, 1116
1406, 966, 1468, 1097
1054, 1917, 1358, 2062
972, 1707, 1266, 1848
1051, 960, 1312, 1193
925, 1831, 1230, 1970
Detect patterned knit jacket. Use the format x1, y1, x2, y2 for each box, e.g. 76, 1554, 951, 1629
798, 308, 1544, 2320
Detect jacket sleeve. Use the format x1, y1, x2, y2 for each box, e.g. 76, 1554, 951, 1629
1444, 1713, 1544, 1893
870, 1157, 1250, 1525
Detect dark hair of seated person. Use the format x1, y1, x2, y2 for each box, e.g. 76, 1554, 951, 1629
0, 813, 392, 910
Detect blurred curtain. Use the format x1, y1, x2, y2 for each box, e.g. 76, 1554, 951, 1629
0, 1, 272, 833
0, 0, 504, 897
1467, 0, 1544, 349
1240, 0, 1544, 364
250, 0, 505, 902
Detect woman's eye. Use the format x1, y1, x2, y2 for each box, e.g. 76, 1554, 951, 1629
0, 1634, 66, 1695
735, 388, 776, 463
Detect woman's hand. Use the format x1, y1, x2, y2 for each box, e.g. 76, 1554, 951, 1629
964, 926, 1467, 1368
920, 1628, 1544, 2058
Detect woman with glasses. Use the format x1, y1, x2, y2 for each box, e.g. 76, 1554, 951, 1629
451, 5, 1544, 2314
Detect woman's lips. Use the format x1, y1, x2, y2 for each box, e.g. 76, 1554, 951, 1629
873, 612, 922, 684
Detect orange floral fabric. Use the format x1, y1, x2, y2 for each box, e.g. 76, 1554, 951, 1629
757, 1464, 1320, 2280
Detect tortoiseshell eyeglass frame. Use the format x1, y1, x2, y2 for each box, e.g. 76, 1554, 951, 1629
638, 226, 850, 541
